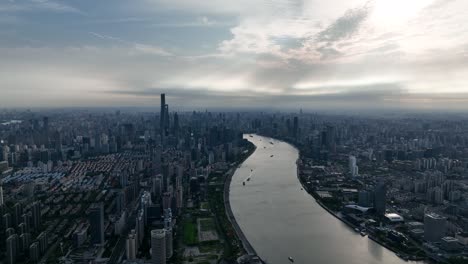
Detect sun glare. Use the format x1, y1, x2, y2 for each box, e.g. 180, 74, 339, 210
371, 0, 434, 27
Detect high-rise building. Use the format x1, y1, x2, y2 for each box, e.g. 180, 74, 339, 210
6, 227, 15, 237
89, 203, 105, 245
115, 190, 126, 215
293, 116, 299, 139
37, 231, 48, 254
151, 229, 166, 264
31, 201, 41, 230
152, 176, 162, 200
18, 223, 26, 235
20, 233, 31, 252
160, 93, 166, 137
424, 213, 447, 242
6, 234, 18, 264
22, 213, 30, 233
43, 116, 49, 132
358, 190, 374, 207
13, 203, 23, 227
29, 242, 40, 263
126, 231, 137, 260
164, 227, 173, 259
4, 212, 12, 229
349, 156, 358, 177
374, 181, 386, 215
173, 112, 179, 135
136, 211, 144, 247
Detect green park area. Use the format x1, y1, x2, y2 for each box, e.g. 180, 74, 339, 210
183, 219, 198, 245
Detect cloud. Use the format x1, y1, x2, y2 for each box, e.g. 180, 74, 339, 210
1, 0, 468, 111
90, 32, 172, 56
316, 4, 370, 43
0, 0, 82, 14
30, 0, 82, 14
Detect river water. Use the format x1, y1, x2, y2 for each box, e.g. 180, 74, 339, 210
230, 134, 413, 264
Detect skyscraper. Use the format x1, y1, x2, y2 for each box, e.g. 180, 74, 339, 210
173, 112, 179, 135
160, 93, 166, 136
424, 213, 447, 242
374, 181, 386, 215
89, 203, 105, 245
151, 229, 166, 264
293, 116, 298, 140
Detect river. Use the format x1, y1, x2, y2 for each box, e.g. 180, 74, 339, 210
229, 134, 414, 264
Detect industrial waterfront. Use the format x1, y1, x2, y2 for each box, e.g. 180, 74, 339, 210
230, 134, 414, 264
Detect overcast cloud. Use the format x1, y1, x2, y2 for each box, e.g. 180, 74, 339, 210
0, 0, 467, 110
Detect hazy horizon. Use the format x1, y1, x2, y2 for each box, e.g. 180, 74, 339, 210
1, 0, 468, 109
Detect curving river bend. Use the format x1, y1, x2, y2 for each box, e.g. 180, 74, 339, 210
230, 134, 413, 264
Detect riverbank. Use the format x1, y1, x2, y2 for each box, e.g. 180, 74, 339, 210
223, 143, 261, 259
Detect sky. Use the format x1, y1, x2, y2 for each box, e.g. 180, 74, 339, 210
1, 0, 468, 110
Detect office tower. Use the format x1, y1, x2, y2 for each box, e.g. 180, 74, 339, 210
29, 242, 40, 263
160, 93, 166, 136
6, 234, 18, 264
164, 104, 169, 131
126, 231, 137, 260
165, 227, 173, 259
349, 156, 358, 177
424, 213, 447, 242
151, 229, 166, 264
31, 201, 41, 230
89, 203, 105, 245
374, 181, 386, 215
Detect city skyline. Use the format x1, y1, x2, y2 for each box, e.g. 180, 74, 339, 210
1, 0, 468, 109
